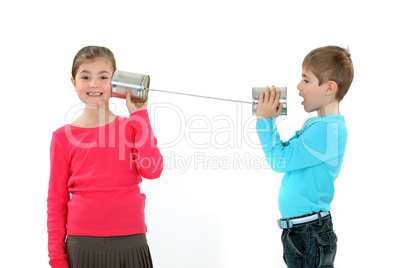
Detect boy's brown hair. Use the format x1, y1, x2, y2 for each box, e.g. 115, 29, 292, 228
302, 46, 354, 101
72, 46, 116, 79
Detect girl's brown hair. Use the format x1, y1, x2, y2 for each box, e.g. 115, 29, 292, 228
302, 46, 354, 101
71, 46, 116, 79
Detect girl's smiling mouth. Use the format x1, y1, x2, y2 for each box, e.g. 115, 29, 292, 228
87, 92, 103, 96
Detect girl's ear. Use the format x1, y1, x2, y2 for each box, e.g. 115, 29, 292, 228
71, 77, 77, 91
326, 80, 338, 96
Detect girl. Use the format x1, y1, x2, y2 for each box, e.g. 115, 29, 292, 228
47, 46, 163, 268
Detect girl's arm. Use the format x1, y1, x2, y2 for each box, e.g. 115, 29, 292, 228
129, 110, 163, 179
124, 89, 163, 179
47, 133, 70, 268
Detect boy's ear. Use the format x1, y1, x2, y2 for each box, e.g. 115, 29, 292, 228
326, 80, 338, 96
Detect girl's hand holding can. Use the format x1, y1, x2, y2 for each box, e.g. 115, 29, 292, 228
126, 88, 148, 114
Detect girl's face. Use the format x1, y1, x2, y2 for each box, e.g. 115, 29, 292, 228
71, 58, 114, 107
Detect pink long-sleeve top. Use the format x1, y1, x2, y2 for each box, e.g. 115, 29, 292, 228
47, 110, 163, 268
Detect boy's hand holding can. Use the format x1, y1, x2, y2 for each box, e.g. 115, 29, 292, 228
256, 86, 284, 120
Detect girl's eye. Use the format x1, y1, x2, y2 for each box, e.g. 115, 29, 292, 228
81, 76, 90, 80
304, 80, 309, 83
100, 76, 109, 80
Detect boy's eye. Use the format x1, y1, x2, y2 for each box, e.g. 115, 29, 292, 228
304, 80, 309, 83
100, 76, 109, 80
81, 76, 90, 80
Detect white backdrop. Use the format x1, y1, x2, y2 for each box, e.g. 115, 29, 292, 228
1, 0, 401, 267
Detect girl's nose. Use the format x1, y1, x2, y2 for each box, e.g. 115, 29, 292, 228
90, 79, 100, 88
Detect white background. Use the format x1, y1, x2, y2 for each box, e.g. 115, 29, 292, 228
1, 0, 401, 267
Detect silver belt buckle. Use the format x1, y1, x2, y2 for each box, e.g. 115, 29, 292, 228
277, 219, 293, 229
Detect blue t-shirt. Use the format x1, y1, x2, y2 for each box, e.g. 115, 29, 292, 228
256, 114, 348, 219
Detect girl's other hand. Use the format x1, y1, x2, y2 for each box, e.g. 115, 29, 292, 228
126, 89, 148, 114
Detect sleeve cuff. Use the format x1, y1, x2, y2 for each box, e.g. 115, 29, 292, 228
130, 109, 149, 118
256, 118, 277, 133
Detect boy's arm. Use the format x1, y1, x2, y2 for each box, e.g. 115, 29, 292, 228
255, 86, 340, 172
256, 118, 340, 172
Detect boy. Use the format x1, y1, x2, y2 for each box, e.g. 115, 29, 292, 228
256, 46, 353, 267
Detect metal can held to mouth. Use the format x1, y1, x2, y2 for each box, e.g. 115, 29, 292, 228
111, 70, 150, 102
252, 87, 287, 116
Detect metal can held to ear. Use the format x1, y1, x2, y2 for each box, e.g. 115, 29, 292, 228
252, 87, 287, 116
111, 70, 150, 102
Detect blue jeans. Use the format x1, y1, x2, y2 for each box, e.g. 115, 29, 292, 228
281, 215, 337, 268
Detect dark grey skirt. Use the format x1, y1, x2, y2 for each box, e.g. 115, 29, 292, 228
66, 234, 153, 268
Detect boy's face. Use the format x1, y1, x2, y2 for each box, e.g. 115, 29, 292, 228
297, 68, 328, 113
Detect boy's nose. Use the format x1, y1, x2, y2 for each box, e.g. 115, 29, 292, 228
297, 81, 302, 91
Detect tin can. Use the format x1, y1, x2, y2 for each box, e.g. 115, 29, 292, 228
252, 87, 287, 115
111, 70, 150, 102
